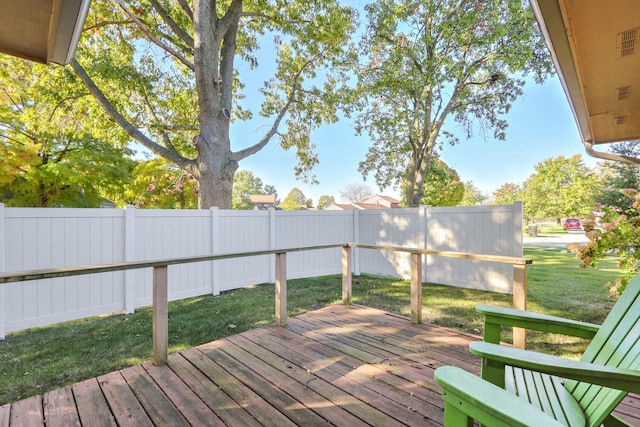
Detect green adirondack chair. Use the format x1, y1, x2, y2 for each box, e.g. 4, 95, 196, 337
435, 274, 640, 427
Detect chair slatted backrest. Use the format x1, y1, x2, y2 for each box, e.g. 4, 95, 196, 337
564, 275, 640, 426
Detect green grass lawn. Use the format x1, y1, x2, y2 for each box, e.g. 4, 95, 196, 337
0, 246, 620, 405
525, 223, 568, 235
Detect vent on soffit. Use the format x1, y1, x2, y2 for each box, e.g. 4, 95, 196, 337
614, 115, 627, 125
617, 28, 639, 58
617, 86, 632, 101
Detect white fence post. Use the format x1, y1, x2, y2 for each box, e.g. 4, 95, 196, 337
410, 252, 423, 324
124, 205, 136, 314
420, 205, 428, 281
353, 209, 360, 276
210, 207, 220, 296
275, 252, 287, 326
342, 245, 352, 305
152, 265, 169, 365
514, 201, 524, 256
0, 203, 5, 339
269, 208, 277, 283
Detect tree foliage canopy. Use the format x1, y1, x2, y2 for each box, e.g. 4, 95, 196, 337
520, 154, 601, 223
573, 189, 640, 298
70, 0, 358, 209
281, 187, 311, 210
0, 57, 133, 207
232, 170, 267, 210
354, 0, 553, 207
114, 158, 198, 209
491, 182, 521, 206
420, 159, 464, 206
595, 142, 640, 212
317, 195, 335, 210
459, 181, 485, 206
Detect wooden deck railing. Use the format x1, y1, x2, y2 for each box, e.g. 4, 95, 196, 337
0, 243, 532, 364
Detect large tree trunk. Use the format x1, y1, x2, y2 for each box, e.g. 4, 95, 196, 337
403, 143, 435, 207
194, 122, 238, 209
192, 0, 240, 210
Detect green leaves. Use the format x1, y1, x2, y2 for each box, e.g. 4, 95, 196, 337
0, 55, 133, 207
520, 154, 602, 223
281, 187, 311, 210
354, 0, 553, 206
420, 159, 465, 206
70, 0, 358, 208
573, 192, 640, 297
232, 170, 269, 210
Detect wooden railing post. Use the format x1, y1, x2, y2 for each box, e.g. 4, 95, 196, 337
513, 263, 527, 349
153, 265, 169, 366
275, 252, 287, 326
411, 252, 423, 324
342, 245, 352, 305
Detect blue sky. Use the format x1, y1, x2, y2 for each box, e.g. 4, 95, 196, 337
232, 71, 600, 205
123, 2, 605, 206
227, 1, 604, 206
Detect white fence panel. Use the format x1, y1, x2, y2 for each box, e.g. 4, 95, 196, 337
274, 210, 354, 279
217, 210, 271, 292
132, 209, 214, 307
358, 209, 424, 278
2, 208, 126, 333
425, 203, 523, 292
0, 202, 523, 336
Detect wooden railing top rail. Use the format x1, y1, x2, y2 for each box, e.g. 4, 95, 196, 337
0, 244, 346, 284
0, 242, 533, 360
348, 243, 532, 266
0, 243, 532, 285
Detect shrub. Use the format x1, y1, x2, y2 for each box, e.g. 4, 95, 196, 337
570, 189, 640, 298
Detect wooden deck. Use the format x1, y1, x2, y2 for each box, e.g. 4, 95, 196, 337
2, 304, 639, 426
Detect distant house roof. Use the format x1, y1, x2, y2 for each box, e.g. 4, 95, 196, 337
354, 203, 388, 210
361, 195, 401, 208
326, 203, 357, 210
325, 196, 400, 211
364, 195, 400, 204
249, 195, 276, 204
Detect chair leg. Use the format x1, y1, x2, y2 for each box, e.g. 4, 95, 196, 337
443, 401, 474, 427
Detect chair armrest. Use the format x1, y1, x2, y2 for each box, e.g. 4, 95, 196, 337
477, 304, 600, 339
470, 341, 640, 394
434, 366, 565, 427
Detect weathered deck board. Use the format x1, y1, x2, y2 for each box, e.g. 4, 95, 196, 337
3, 304, 640, 426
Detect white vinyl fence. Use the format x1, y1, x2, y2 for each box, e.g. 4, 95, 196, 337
0, 202, 522, 337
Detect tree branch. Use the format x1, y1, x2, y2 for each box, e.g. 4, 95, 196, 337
152, 124, 199, 131
85, 20, 134, 31
220, 3, 242, 109
177, 0, 193, 22
2, 88, 24, 114
148, 0, 194, 48
218, 0, 243, 42
232, 85, 296, 162
112, 0, 194, 70
70, 59, 194, 169
141, 92, 179, 153
231, 52, 321, 162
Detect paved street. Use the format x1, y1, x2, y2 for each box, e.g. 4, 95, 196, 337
523, 230, 589, 248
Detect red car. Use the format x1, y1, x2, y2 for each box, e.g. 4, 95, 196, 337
563, 218, 582, 230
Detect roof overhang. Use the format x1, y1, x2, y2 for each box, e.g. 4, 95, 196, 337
530, 0, 640, 163
0, 0, 91, 65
